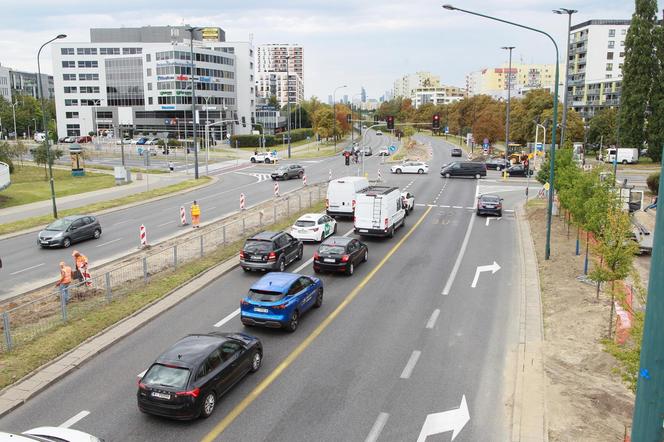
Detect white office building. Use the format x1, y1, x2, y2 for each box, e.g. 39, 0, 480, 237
0, 65, 10, 102
413, 85, 465, 107
51, 26, 255, 139
393, 72, 440, 99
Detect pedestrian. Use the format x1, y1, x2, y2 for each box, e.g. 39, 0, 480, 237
72, 250, 92, 287
55, 261, 72, 303
168, 161, 174, 172
191, 200, 201, 228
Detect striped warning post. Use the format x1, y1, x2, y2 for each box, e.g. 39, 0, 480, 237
139, 224, 147, 247
303, 175, 307, 186
240, 193, 246, 210
274, 181, 280, 197
378, 169, 382, 182
329, 169, 332, 182
179, 206, 187, 225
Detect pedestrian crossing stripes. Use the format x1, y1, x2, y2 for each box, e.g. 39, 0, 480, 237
237, 172, 272, 182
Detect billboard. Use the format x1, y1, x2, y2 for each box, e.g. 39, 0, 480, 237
201, 28, 220, 41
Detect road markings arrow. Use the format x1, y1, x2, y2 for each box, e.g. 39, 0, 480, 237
416, 395, 470, 442
485, 217, 502, 226
471, 261, 501, 288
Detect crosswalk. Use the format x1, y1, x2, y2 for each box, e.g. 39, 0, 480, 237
238, 172, 272, 182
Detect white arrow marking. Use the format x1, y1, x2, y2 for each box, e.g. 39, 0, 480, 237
60, 410, 90, 428
471, 261, 501, 288
485, 217, 502, 226
417, 395, 470, 442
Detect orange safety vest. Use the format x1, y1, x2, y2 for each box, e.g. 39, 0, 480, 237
60, 266, 72, 284
191, 204, 201, 217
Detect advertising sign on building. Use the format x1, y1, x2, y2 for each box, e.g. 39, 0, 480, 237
201, 28, 220, 41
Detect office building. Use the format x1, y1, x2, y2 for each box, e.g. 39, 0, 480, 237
0, 65, 10, 102
10, 70, 54, 99
360, 86, 366, 103
51, 25, 255, 139
465, 63, 562, 100
393, 72, 440, 98
256, 44, 303, 107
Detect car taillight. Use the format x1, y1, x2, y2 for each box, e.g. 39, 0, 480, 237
325, 198, 329, 208
267, 251, 277, 261
341, 255, 350, 262
273, 303, 288, 310
497, 203, 502, 209
137, 381, 146, 388
313, 251, 320, 259
239, 250, 245, 259
176, 387, 200, 398
241, 299, 249, 306
352, 199, 356, 209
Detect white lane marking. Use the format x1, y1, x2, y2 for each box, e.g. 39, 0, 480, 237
293, 228, 354, 273
426, 309, 441, 329
471, 261, 501, 288
208, 206, 217, 210
59, 410, 90, 428
157, 221, 175, 227
441, 205, 450, 208
400, 350, 422, 379
427, 204, 436, 207
465, 206, 475, 210
95, 238, 122, 248
113, 220, 132, 226
9, 263, 45, 276
485, 217, 502, 226
365, 412, 390, 442
214, 308, 240, 328
452, 206, 463, 209
441, 182, 479, 295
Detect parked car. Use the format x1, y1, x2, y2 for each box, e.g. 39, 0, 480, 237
484, 157, 509, 171
146, 137, 160, 145
0, 427, 103, 442
291, 213, 337, 242
38, 215, 102, 248
76, 135, 93, 143
64, 136, 77, 143
326, 176, 370, 218
240, 231, 303, 272
240, 272, 323, 331
250, 152, 278, 163
375, 130, 383, 136
401, 191, 415, 215
58, 136, 69, 143
378, 148, 390, 156
271, 164, 304, 180
33, 132, 46, 142
391, 161, 429, 174
440, 161, 487, 179
476, 194, 503, 217
137, 332, 262, 419
313, 236, 368, 275
135, 137, 149, 145
116, 137, 132, 145
451, 148, 463, 157
506, 164, 533, 177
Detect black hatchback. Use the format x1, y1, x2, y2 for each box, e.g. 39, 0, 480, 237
137, 332, 262, 420
313, 236, 368, 275
38, 215, 102, 248
240, 231, 303, 272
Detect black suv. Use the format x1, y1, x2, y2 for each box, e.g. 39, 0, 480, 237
271, 164, 305, 180
240, 231, 304, 272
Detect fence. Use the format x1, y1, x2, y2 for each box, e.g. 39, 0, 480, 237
0, 183, 327, 352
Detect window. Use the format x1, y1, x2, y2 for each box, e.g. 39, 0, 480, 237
60, 48, 74, 55
609, 29, 616, 37
621, 40, 625, 46
619, 63, 624, 71
147, 68, 152, 76
79, 73, 99, 81
620, 52, 625, 58
298, 277, 313, 289
122, 47, 142, 55
77, 47, 97, 55
606, 63, 613, 71
197, 349, 223, 379
80, 86, 100, 93
607, 52, 614, 60
62, 73, 76, 81
219, 341, 242, 362
287, 280, 303, 296
621, 29, 627, 35
147, 83, 152, 90
65, 112, 79, 118
62, 61, 75, 68
80, 99, 99, 106
100, 47, 120, 55
608, 41, 615, 49
146, 54, 151, 62
78, 60, 98, 68
606, 74, 613, 79
64, 99, 78, 106
148, 97, 153, 105
64, 86, 77, 93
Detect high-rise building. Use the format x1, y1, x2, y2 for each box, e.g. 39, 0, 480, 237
51, 25, 255, 139
255, 72, 303, 110
413, 85, 466, 107
393, 72, 440, 98
342, 94, 349, 105
0, 65, 10, 102
256, 44, 304, 107
360, 86, 366, 103
568, 19, 630, 120
465, 63, 562, 100
327, 94, 333, 105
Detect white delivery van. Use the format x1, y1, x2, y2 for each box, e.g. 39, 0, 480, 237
354, 186, 406, 238
605, 148, 638, 164
326, 176, 369, 218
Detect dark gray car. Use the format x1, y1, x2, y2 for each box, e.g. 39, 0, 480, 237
271, 164, 304, 180
38, 215, 102, 248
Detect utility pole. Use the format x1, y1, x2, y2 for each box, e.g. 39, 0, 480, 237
553, 8, 577, 147
286, 55, 292, 159
502, 46, 515, 177
186, 26, 200, 179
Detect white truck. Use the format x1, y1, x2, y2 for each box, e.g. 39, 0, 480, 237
326, 176, 369, 218
604, 148, 638, 164
354, 186, 406, 238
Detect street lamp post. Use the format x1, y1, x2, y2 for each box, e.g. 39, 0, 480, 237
443, 4, 560, 260
186, 27, 200, 179
502, 46, 515, 178
285, 55, 292, 159
332, 85, 347, 150
11, 101, 18, 141
553, 8, 577, 148
37, 33, 66, 219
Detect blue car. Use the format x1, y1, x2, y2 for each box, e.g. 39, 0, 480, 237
240, 272, 323, 332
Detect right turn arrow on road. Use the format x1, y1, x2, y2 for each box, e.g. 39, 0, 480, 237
417, 395, 470, 442
471, 261, 501, 288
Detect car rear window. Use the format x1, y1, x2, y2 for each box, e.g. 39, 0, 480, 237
249, 289, 286, 302
482, 196, 500, 203
244, 240, 273, 253
143, 363, 190, 389
295, 220, 316, 227
319, 245, 346, 254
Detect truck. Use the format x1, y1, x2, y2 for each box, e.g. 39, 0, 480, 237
354, 186, 406, 238
604, 147, 638, 164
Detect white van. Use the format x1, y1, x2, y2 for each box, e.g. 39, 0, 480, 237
326, 176, 369, 218
34, 132, 46, 142
354, 186, 406, 238
605, 148, 638, 164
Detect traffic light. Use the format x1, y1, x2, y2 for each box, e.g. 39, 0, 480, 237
432, 114, 441, 129
346, 114, 352, 124
386, 116, 395, 130
241, 116, 246, 128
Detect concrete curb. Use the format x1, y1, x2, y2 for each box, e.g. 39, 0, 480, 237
511, 204, 548, 442
0, 256, 240, 417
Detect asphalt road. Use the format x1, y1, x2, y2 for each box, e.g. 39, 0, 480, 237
0, 135, 532, 441
0, 132, 391, 300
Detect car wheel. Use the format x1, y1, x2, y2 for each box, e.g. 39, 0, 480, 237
622, 160, 628, 165
389, 226, 395, 238
296, 246, 303, 261
286, 310, 299, 332
62, 237, 71, 248
251, 157, 256, 163
298, 171, 304, 179
250, 351, 262, 373
395, 169, 402, 174
93, 228, 101, 239
347, 263, 354, 276
496, 166, 501, 172
314, 287, 323, 308
265, 158, 271, 164
363, 249, 368, 262
475, 173, 481, 179
445, 173, 451, 179
200, 392, 216, 418
418, 169, 424, 174
497, 210, 502, 217
278, 258, 286, 272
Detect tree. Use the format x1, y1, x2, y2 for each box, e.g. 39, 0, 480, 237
588, 108, 619, 147
312, 108, 334, 140
618, 0, 658, 150
268, 95, 279, 109
32, 144, 63, 179
647, 22, 664, 162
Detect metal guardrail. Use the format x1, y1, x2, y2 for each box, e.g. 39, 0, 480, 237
0, 162, 10, 191
0, 182, 327, 352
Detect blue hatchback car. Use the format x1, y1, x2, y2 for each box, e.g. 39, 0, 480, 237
240, 272, 323, 332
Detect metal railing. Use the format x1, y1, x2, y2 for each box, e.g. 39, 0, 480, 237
0, 182, 327, 352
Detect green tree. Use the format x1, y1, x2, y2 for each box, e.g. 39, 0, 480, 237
588, 108, 618, 147
312, 107, 334, 140
618, 0, 658, 150
32, 144, 63, 179
268, 95, 279, 109
647, 22, 664, 162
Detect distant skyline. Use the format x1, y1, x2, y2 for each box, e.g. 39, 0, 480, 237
0, 0, 638, 101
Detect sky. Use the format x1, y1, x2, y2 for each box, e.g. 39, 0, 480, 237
0, 0, 638, 101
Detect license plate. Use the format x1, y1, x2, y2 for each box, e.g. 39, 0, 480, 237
254, 307, 268, 313
250, 256, 262, 261
359, 229, 368, 233
40, 240, 48, 244
151, 392, 171, 400
324, 258, 336, 263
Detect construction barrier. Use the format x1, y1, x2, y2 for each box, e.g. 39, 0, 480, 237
139, 224, 148, 247
240, 193, 246, 210
274, 182, 280, 197
303, 175, 307, 186
179, 206, 187, 226
329, 169, 332, 182
378, 169, 382, 182
615, 302, 631, 345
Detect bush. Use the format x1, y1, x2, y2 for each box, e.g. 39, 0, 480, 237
230, 134, 277, 148
647, 172, 660, 195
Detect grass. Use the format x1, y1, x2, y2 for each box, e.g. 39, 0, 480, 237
0, 165, 115, 209
84, 163, 170, 175
0, 200, 325, 389
0, 177, 211, 236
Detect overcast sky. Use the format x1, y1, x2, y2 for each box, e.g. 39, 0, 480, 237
1, 0, 639, 100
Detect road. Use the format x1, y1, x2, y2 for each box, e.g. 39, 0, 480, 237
0, 135, 535, 441
0, 132, 390, 300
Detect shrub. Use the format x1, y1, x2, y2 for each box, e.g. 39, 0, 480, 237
230, 134, 277, 148
647, 172, 660, 195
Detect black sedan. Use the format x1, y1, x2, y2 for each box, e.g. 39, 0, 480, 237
38, 215, 102, 248
271, 164, 305, 180
137, 332, 262, 420
506, 164, 533, 177
484, 157, 509, 171
313, 236, 368, 275
476, 194, 503, 217
451, 148, 463, 157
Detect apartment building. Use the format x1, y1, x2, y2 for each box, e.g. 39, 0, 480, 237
466, 63, 562, 100
256, 44, 304, 107
393, 72, 440, 98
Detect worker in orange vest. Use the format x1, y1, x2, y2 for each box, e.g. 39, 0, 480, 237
191, 200, 201, 228
55, 261, 73, 302
72, 250, 92, 287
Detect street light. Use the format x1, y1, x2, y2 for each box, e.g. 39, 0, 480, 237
443, 4, 560, 260
11, 101, 18, 141
502, 46, 515, 178
332, 85, 347, 150
553, 8, 577, 148
37, 33, 66, 219
285, 55, 292, 159
185, 27, 201, 179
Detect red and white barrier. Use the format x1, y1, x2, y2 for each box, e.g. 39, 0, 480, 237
240, 193, 246, 210
179, 206, 187, 225
329, 169, 332, 182
378, 169, 382, 182
139, 224, 148, 247
303, 174, 307, 186
274, 182, 280, 197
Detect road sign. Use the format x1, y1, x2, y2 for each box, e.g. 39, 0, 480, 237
536, 142, 543, 151
444, 126, 449, 134
388, 145, 397, 153
483, 138, 489, 145
482, 142, 489, 153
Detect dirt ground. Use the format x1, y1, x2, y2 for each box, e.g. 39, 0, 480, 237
390, 138, 432, 163
527, 204, 635, 441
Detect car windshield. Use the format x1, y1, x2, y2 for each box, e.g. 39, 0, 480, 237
295, 220, 316, 227
142, 364, 190, 389
276, 167, 288, 172
45, 219, 71, 231
244, 240, 273, 253
249, 289, 286, 302
319, 244, 346, 254
481, 196, 500, 203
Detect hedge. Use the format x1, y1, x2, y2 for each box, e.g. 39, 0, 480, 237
647, 172, 660, 195
230, 128, 314, 148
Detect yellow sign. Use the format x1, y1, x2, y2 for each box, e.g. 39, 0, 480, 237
544, 182, 550, 191
528, 153, 534, 159
201, 28, 220, 41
